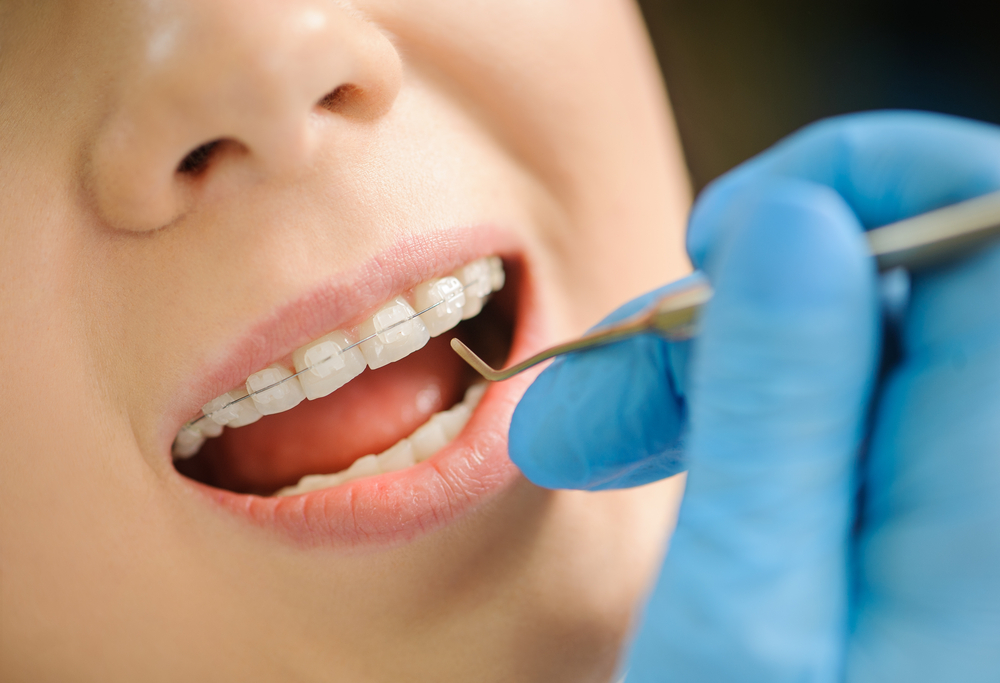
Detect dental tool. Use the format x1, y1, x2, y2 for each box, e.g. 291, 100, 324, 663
452, 189, 1000, 382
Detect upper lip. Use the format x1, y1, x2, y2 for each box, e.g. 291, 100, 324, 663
159, 224, 521, 452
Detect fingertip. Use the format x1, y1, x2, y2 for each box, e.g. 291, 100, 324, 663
508, 332, 685, 491
708, 178, 875, 317
508, 358, 591, 489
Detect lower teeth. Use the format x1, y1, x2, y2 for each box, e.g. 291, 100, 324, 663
274, 382, 487, 497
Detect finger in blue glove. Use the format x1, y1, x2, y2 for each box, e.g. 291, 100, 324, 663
509, 278, 692, 490
634, 111, 1000, 682
626, 176, 879, 683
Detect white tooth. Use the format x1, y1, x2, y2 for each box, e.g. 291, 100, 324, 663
455, 259, 492, 319
410, 418, 449, 462
203, 389, 262, 428
278, 472, 343, 496
172, 426, 205, 459
292, 330, 366, 400
433, 403, 472, 441
357, 297, 430, 370
463, 382, 488, 408
199, 419, 224, 438
226, 390, 265, 427
246, 365, 306, 415
378, 440, 416, 472
415, 276, 466, 337
341, 454, 380, 482
488, 256, 505, 292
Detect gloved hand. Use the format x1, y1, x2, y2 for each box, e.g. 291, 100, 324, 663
509, 111, 1000, 682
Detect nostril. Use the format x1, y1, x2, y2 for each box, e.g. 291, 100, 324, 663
317, 84, 357, 112
176, 139, 224, 175
316, 84, 375, 119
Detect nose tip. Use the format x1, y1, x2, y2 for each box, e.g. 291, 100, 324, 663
88, 2, 402, 232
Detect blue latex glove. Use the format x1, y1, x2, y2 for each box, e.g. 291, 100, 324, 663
509, 111, 1000, 681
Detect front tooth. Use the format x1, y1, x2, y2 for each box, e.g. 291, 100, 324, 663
415, 276, 466, 337
378, 440, 415, 472
357, 297, 430, 370
341, 453, 380, 482
246, 365, 306, 415
455, 259, 493, 319
410, 418, 449, 462
203, 389, 262, 428
292, 330, 367, 400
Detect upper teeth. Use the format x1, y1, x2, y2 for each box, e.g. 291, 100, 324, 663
292, 330, 367, 401
356, 297, 430, 370
172, 256, 504, 459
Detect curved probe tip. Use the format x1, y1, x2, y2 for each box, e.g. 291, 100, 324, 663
450, 338, 505, 381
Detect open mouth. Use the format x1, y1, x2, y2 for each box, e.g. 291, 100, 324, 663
172, 256, 516, 501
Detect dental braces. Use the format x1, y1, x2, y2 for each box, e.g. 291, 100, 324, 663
181, 275, 489, 433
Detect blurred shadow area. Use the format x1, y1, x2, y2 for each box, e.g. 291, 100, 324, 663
638, 0, 1000, 190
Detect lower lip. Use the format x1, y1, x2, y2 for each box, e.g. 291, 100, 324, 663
185, 374, 531, 548
178, 258, 545, 549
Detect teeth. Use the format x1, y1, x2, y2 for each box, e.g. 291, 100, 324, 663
290, 472, 344, 494
171, 417, 223, 458
275, 382, 488, 496
463, 381, 488, 407
433, 403, 471, 440
246, 365, 306, 415
203, 389, 263, 428
292, 330, 367, 401
455, 258, 493, 319
414, 276, 466, 337
377, 440, 416, 472
343, 453, 380, 482
172, 426, 206, 459
357, 297, 430, 370
488, 256, 505, 292
410, 419, 449, 462
174, 256, 505, 460
199, 420, 224, 438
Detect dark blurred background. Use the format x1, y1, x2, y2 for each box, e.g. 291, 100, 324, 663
637, 1, 1000, 191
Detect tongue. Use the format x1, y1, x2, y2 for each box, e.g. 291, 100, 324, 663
196, 334, 467, 494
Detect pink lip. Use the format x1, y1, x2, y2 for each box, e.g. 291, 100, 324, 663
166, 224, 547, 548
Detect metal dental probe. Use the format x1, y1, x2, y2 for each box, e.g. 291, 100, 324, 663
451, 189, 1000, 382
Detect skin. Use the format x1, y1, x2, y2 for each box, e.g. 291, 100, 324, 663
0, 1, 691, 680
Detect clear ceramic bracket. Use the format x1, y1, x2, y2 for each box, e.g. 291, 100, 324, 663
182, 276, 487, 432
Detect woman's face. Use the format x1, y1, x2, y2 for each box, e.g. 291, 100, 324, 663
0, 1, 690, 680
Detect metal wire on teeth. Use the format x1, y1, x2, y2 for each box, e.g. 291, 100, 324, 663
180, 276, 488, 432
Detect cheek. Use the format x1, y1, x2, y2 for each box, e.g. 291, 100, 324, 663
366, 0, 691, 329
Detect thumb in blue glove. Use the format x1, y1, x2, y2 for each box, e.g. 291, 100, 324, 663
509, 276, 693, 491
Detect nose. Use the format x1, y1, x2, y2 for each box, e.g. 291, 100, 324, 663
89, 1, 403, 232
